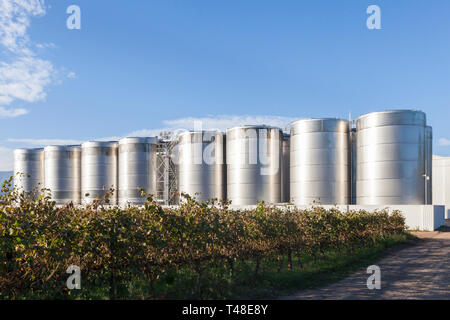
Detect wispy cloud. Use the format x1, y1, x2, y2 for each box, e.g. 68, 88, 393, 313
0, 0, 56, 116
125, 128, 173, 137
35, 42, 55, 49
0, 56, 55, 105
0, 0, 45, 54
7, 115, 296, 143
93, 136, 122, 142
0, 106, 28, 118
7, 138, 83, 146
125, 115, 297, 139
163, 115, 297, 132
2, 115, 298, 170
438, 138, 450, 146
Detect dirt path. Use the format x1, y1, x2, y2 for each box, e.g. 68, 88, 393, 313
280, 228, 450, 300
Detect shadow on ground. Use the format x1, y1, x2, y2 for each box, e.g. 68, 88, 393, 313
280, 228, 450, 300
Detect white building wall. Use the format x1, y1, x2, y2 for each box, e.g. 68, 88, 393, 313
432, 155, 450, 219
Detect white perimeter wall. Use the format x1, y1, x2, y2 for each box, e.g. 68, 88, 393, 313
432, 155, 450, 219
229, 204, 445, 231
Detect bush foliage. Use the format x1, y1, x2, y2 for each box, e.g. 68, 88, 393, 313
0, 177, 406, 299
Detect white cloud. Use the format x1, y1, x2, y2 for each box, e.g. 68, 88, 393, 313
3, 115, 298, 170
124, 115, 298, 139
0, 56, 55, 104
0, 0, 45, 54
123, 115, 297, 140
0, 106, 28, 118
94, 136, 122, 142
163, 115, 297, 132
7, 138, 83, 146
125, 128, 172, 137
438, 138, 450, 146
0, 0, 55, 116
67, 72, 77, 79
0, 146, 14, 171
35, 42, 55, 49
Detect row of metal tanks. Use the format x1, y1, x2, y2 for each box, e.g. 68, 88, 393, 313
13, 110, 433, 206
14, 138, 158, 206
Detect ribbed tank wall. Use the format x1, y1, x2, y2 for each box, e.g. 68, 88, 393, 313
356, 110, 427, 205
350, 128, 357, 204
13, 148, 44, 195
281, 133, 290, 203
290, 119, 350, 205
226, 126, 282, 205
118, 137, 158, 206
81, 141, 118, 204
426, 126, 432, 204
177, 131, 226, 202
44, 146, 81, 204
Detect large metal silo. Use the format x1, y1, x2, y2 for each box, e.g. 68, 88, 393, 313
13, 148, 44, 195
350, 127, 357, 204
290, 119, 350, 205
81, 141, 118, 204
356, 110, 427, 205
425, 126, 432, 204
281, 133, 290, 203
176, 131, 226, 202
44, 145, 81, 204
118, 137, 158, 206
226, 125, 282, 206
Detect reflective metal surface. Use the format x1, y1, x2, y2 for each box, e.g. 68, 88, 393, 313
356, 110, 427, 204
426, 126, 432, 204
177, 131, 226, 202
81, 141, 118, 204
350, 128, 357, 204
44, 145, 81, 204
118, 137, 158, 206
13, 148, 44, 195
226, 125, 282, 205
290, 119, 350, 205
281, 133, 290, 203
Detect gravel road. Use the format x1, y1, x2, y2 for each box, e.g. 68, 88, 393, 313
280, 227, 450, 300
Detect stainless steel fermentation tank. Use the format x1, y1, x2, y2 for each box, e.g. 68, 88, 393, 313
290, 119, 350, 205
226, 125, 282, 205
281, 133, 290, 203
356, 110, 430, 205
11, 109, 434, 207
81, 141, 118, 204
426, 126, 432, 204
118, 137, 158, 206
176, 131, 226, 202
350, 127, 357, 204
13, 148, 44, 195
44, 145, 81, 204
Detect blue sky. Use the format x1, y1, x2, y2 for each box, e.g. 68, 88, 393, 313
1, 0, 450, 170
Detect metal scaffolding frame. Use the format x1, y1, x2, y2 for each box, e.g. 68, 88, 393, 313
156, 132, 178, 205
